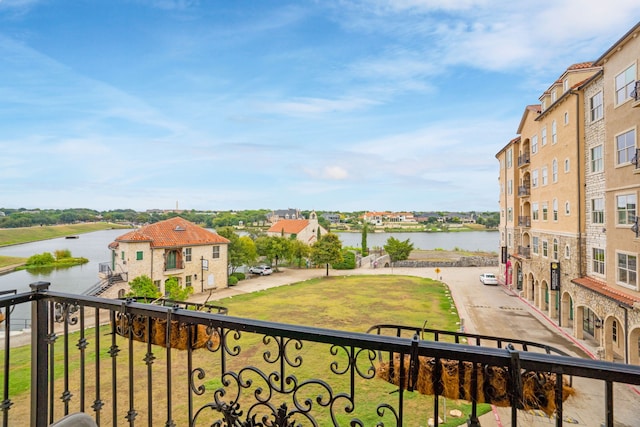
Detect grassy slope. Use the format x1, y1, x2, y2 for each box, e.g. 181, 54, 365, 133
0, 222, 131, 247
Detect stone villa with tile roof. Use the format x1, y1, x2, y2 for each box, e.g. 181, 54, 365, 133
107, 217, 230, 295
266, 211, 327, 245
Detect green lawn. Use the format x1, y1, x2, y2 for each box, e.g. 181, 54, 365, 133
1, 275, 489, 426
0, 222, 131, 247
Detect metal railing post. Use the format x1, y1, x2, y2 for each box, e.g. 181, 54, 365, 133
30, 281, 50, 427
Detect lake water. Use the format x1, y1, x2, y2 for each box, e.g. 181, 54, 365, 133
0, 229, 498, 325
335, 230, 498, 252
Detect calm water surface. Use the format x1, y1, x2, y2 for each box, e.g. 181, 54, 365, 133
336, 230, 498, 252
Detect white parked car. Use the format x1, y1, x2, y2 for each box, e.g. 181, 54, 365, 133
249, 265, 273, 276
479, 273, 498, 285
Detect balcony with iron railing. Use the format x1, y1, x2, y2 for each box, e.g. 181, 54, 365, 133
517, 216, 531, 228
2, 282, 640, 426
517, 153, 530, 167
517, 184, 530, 197
516, 246, 531, 259
632, 80, 640, 107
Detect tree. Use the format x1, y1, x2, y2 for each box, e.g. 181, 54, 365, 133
383, 237, 414, 265
127, 275, 161, 299
255, 235, 292, 271
310, 233, 343, 276
361, 222, 368, 256
289, 239, 310, 268
217, 226, 257, 273
165, 277, 193, 301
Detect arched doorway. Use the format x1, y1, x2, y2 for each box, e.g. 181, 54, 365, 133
630, 327, 640, 365
514, 262, 523, 290
561, 291, 573, 328
604, 315, 625, 363
541, 280, 549, 312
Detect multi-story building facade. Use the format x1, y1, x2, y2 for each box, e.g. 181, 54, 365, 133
107, 216, 230, 295
497, 22, 640, 364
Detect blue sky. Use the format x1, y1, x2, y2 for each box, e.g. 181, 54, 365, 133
2, 1, 639, 213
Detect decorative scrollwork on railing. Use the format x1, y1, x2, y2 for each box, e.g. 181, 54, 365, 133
219, 328, 242, 357
191, 333, 391, 426
263, 335, 303, 369
329, 346, 376, 380
53, 301, 79, 325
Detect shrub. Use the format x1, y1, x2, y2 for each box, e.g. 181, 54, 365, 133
228, 276, 239, 286
332, 250, 356, 270
165, 277, 193, 301
231, 272, 245, 281
127, 275, 161, 299
54, 249, 72, 260
26, 252, 56, 266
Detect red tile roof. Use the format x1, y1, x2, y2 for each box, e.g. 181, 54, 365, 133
267, 219, 310, 234
114, 217, 229, 248
571, 277, 640, 307
567, 61, 595, 71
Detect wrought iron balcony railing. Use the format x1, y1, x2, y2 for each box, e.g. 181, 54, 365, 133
517, 216, 531, 227
518, 185, 530, 197
1, 282, 640, 426
517, 153, 530, 167
517, 246, 531, 259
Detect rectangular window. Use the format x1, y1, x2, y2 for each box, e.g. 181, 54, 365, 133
564, 111, 569, 125
121, 251, 125, 260
531, 135, 538, 154
552, 120, 557, 144
564, 158, 570, 172
617, 252, 637, 288
136, 251, 143, 261
542, 167, 548, 185
591, 145, 603, 172
552, 159, 558, 183
616, 129, 636, 165
506, 148, 513, 168
532, 170, 539, 187
553, 199, 558, 221
617, 194, 637, 225
553, 239, 558, 260
615, 64, 636, 105
590, 91, 603, 121
532, 202, 539, 221
532, 236, 539, 255
186, 275, 192, 287
507, 208, 513, 222
185, 247, 192, 262
593, 248, 605, 274
212, 246, 220, 259
541, 127, 547, 146
507, 179, 513, 195
592, 198, 604, 224
542, 203, 548, 221
542, 240, 548, 257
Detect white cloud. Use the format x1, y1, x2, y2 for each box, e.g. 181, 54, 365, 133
261, 96, 379, 116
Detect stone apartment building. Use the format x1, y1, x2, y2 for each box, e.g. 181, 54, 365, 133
497, 22, 640, 364
107, 216, 230, 295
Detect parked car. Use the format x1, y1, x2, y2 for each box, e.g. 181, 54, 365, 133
249, 265, 273, 276
479, 273, 498, 285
